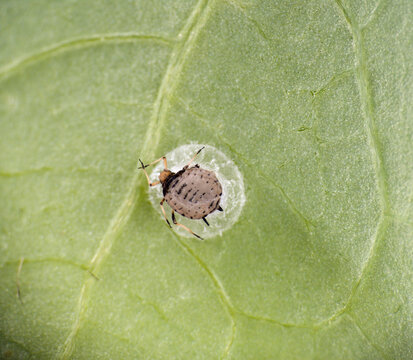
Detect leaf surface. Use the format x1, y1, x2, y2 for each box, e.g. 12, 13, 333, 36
0, 0, 412, 359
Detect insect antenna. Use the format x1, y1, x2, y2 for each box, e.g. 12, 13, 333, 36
185, 146, 205, 168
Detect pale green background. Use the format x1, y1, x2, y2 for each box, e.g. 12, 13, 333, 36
0, 0, 412, 359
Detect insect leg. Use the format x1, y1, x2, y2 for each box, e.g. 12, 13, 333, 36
185, 146, 205, 167
139, 159, 161, 187
202, 217, 210, 226
160, 198, 171, 228
138, 156, 168, 169
171, 211, 203, 240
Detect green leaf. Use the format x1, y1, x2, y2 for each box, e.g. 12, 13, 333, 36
1, 0, 412, 359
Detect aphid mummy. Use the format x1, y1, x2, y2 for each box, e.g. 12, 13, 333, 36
139, 147, 223, 240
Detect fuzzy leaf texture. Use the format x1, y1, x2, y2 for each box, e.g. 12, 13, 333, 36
0, 0, 412, 359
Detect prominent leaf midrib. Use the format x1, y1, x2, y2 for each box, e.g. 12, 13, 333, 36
56, 0, 219, 358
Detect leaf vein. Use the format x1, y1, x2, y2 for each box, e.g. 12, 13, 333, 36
348, 312, 390, 360
362, 0, 386, 29
175, 96, 314, 231
0, 33, 175, 82
171, 233, 237, 359
57, 0, 216, 358
0, 257, 88, 272
319, 0, 391, 327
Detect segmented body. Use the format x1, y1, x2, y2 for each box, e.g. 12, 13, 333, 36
163, 166, 222, 219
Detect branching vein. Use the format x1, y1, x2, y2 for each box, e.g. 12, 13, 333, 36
57, 0, 214, 358
175, 96, 314, 231
318, 0, 390, 330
